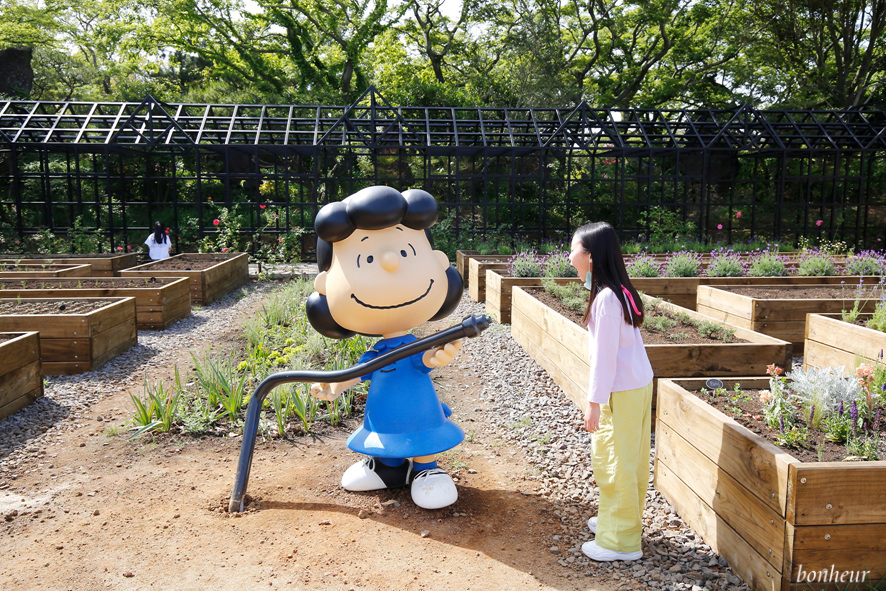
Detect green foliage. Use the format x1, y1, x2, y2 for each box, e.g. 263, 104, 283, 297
542, 252, 577, 278
639, 206, 696, 244
508, 250, 544, 277
796, 250, 839, 276
625, 253, 662, 278
747, 250, 788, 277
704, 249, 745, 277
662, 251, 702, 277
541, 277, 587, 313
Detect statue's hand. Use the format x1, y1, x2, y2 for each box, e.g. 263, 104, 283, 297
310, 382, 340, 401
423, 339, 463, 368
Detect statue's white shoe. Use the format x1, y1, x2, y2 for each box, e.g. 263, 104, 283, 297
410, 468, 458, 509
341, 457, 411, 491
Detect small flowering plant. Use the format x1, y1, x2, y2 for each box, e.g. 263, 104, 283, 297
843, 250, 886, 276
662, 250, 702, 277
625, 252, 662, 277
796, 248, 839, 276
746, 248, 788, 277
542, 251, 577, 278
704, 248, 746, 277
508, 250, 545, 277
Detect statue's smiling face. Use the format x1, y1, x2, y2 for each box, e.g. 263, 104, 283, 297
315, 225, 450, 336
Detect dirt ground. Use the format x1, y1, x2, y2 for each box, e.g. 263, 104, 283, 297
0, 299, 623, 591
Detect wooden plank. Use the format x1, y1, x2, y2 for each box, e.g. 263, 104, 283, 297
40, 337, 91, 360
785, 522, 886, 586
657, 421, 785, 569
786, 462, 886, 526
805, 314, 885, 371
511, 302, 587, 408
41, 360, 89, 375
657, 380, 799, 516
654, 458, 782, 591
802, 341, 857, 373
0, 360, 42, 409
91, 317, 137, 361
0, 386, 43, 420
90, 321, 137, 369
468, 258, 509, 302
0, 331, 40, 374
0, 314, 89, 338
85, 298, 136, 335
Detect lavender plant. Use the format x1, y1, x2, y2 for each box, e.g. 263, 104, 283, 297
747, 249, 788, 277
508, 250, 545, 277
796, 249, 839, 276
704, 248, 746, 277
626, 252, 662, 277
843, 250, 886, 276
662, 251, 702, 277
542, 251, 577, 278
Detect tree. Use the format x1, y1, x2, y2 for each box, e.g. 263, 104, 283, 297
749, 0, 886, 108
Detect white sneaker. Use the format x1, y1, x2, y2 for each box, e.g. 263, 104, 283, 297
587, 516, 597, 534
581, 540, 642, 562
410, 468, 458, 509
341, 457, 411, 491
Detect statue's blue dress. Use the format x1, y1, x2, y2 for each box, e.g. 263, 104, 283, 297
346, 334, 464, 459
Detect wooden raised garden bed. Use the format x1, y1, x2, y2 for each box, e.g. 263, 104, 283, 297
510, 286, 791, 410
467, 256, 512, 303
655, 377, 886, 591
120, 253, 248, 305
485, 270, 578, 324
0, 297, 137, 374
455, 250, 479, 288
0, 263, 92, 278
631, 276, 880, 311
804, 313, 885, 375
0, 253, 139, 277
696, 285, 881, 354
0, 332, 43, 420
0, 277, 190, 330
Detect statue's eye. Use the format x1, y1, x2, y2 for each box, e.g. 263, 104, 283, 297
400, 250, 407, 257
367, 255, 374, 263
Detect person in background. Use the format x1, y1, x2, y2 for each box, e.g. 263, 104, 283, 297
568, 221, 654, 562
144, 221, 172, 260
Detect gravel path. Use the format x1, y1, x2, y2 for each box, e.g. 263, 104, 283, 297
1, 284, 753, 591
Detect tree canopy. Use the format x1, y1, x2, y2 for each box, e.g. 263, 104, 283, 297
1, 0, 884, 108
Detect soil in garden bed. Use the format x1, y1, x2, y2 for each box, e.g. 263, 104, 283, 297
687, 387, 885, 463
726, 286, 882, 299
0, 278, 180, 290
527, 288, 750, 345
0, 333, 21, 343
139, 254, 235, 271
1, 264, 79, 271
0, 300, 113, 314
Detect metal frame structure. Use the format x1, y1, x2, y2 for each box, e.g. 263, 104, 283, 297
1, 87, 885, 258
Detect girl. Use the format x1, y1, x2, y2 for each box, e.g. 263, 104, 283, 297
306, 185, 466, 510
144, 221, 172, 260
568, 221, 654, 562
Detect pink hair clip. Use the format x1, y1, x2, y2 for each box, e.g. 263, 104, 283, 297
621, 285, 642, 316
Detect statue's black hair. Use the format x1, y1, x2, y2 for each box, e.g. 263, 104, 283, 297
306, 186, 463, 339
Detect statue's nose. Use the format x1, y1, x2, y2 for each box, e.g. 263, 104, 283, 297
381, 250, 400, 272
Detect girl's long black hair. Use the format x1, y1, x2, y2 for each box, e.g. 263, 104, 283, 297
153, 221, 167, 244
574, 221, 643, 327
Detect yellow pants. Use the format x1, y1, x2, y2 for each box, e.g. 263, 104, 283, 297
591, 380, 653, 553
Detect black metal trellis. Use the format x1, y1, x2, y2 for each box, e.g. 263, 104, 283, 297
1, 87, 885, 259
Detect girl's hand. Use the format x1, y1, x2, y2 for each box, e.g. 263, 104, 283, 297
584, 402, 601, 433
423, 339, 463, 368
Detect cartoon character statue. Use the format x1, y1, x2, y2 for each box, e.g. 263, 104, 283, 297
306, 186, 466, 510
